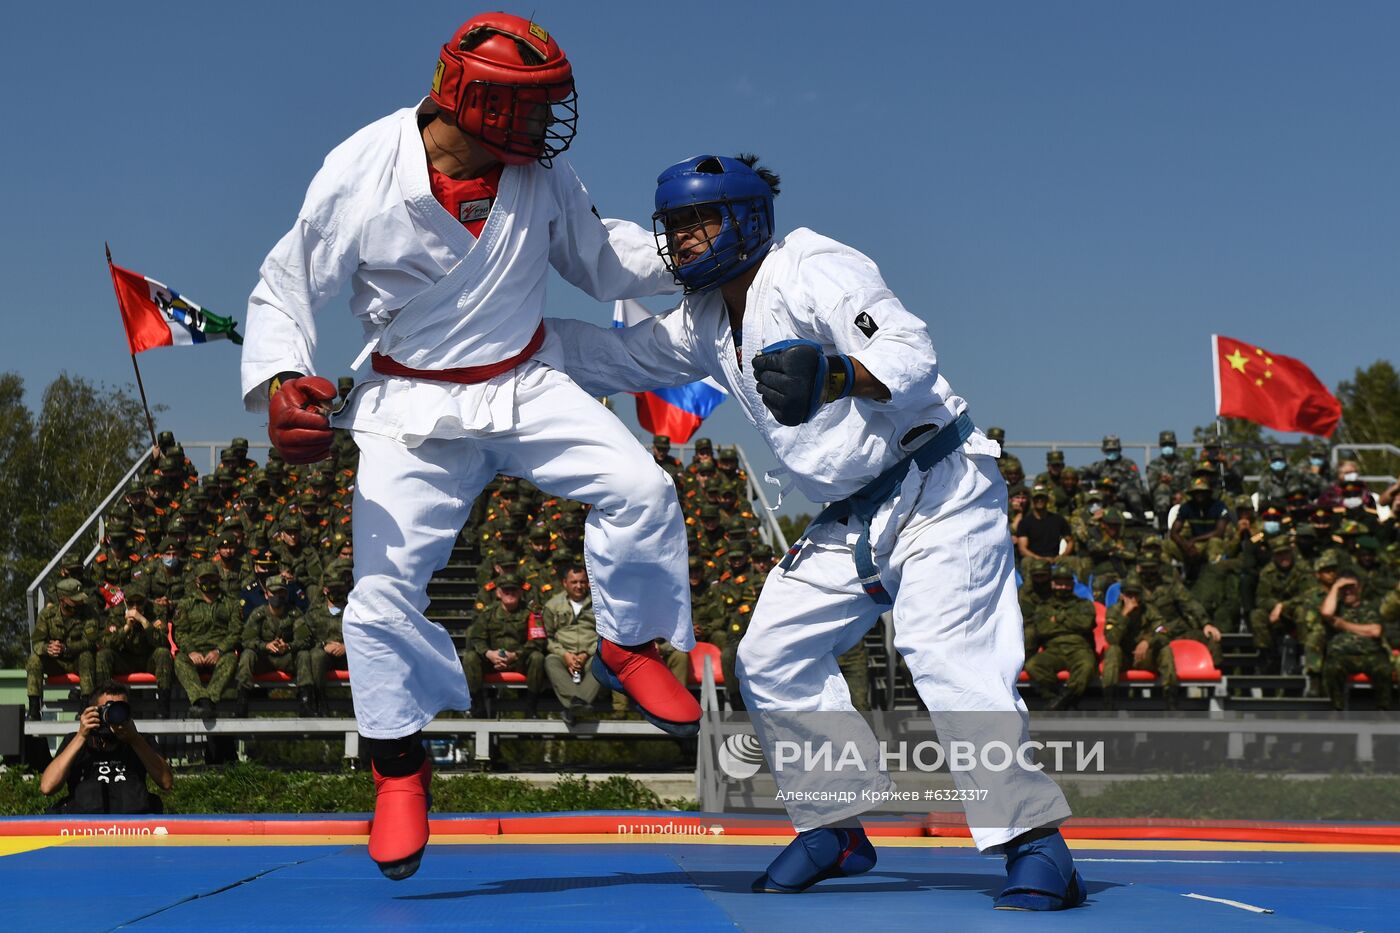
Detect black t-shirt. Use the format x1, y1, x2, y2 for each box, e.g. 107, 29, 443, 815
50, 732, 160, 814
1017, 511, 1072, 559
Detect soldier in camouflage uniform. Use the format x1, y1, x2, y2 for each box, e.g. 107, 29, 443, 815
1248, 539, 1310, 669
1197, 439, 1245, 496
26, 577, 99, 720
92, 524, 145, 590
716, 445, 747, 491
1023, 566, 1097, 710
650, 435, 686, 486
1255, 445, 1295, 505
1032, 450, 1073, 513
172, 563, 242, 719
999, 455, 1025, 493
461, 575, 546, 712
1085, 434, 1148, 517
1170, 477, 1231, 584
94, 581, 174, 717
985, 426, 1006, 455
237, 578, 316, 717
305, 561, 353, 715
1017, 559, 1055, 646
1140, 554, 1221, 666
1288, 550, 1346, 694
1145, 430, 1192, 530
1077, 507, 1136, 600
1319, 575, 1394, 710
1100, 574, 1178, 710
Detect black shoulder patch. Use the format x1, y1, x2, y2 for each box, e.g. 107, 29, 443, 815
854, 311, 879, 338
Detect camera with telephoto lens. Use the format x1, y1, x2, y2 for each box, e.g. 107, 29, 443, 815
97, 700, 132, 734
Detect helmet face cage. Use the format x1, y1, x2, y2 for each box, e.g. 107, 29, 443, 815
458, 79, 578, 167
652, 196, 773, 294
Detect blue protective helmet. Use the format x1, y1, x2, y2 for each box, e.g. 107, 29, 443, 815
652, 155, 775, 294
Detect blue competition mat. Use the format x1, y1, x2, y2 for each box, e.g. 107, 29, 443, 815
1, 840, 1396, 932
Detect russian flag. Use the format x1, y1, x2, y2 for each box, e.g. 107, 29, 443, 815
613, 300, 726, 443
108, 260, 242, 355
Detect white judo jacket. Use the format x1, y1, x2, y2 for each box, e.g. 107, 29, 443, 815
545, 228, 997, 504
241, 100, 674, 444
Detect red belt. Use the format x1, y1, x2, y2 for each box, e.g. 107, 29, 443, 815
370, 322, 545, 384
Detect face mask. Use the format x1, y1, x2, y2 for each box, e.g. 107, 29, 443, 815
1309, 457, 1325, 468
1089, 502, 1103, 515
1270, 460, 1286, 472
1105, 451, 1121, 462
1161, 446, 1175, 457
327, 604, 343, 617
267, 594, 287, 608
1263, 521, 1282, 535
1343, 497, 1362, 509
161, 556, 178, 569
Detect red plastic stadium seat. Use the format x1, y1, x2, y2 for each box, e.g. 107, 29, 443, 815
46, 672, 157, 686
44, 674, 81, 686
1170, 639, 1222, 683
1093, 603, 1107, 658
484, 671, 527, 685
688, 642, 725, 685
116, 673, 156, 685
1350, 673, 1370, 684
253, 671, 294, 683
327, 670, 351, 682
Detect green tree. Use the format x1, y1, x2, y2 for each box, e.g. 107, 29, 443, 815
777, 513, 811, 545
1335, 360, 1400, 478
0, 373, 151, 665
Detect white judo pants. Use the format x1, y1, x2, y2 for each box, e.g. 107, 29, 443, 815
737, 449, 1072, 851
342, 365, 692, 739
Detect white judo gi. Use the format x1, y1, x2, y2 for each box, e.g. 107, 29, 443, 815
546, 227, 1073, 850
241, 100, 692, 739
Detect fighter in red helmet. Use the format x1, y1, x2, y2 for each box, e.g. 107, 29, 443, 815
242, 14, 699, 881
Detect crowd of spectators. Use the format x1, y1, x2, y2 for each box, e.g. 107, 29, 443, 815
997, 428, 1399, 711
26, 418, 1399, 724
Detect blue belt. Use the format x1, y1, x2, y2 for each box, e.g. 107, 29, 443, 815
777, 412, 975, 605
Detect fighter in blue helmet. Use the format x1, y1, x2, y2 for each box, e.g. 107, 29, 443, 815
545, 153, 1085, 910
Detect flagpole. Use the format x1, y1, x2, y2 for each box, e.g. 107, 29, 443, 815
106, 243, 160, 453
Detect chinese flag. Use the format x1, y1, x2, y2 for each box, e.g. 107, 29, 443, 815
1212, 335, 1341, 437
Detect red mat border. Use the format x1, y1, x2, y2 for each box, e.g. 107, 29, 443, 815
4, 813, 1399, 845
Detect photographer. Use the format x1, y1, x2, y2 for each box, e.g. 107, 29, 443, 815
39, 682, 173, 813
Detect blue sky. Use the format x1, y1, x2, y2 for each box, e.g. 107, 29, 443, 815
1, 2, 1395, 511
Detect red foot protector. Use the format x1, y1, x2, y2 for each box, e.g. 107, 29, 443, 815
594, 639, 702, 737
368, 757, 432, 881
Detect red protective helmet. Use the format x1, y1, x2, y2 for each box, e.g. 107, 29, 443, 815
429, 13, 577, 166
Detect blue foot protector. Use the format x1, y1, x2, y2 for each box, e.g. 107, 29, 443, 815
994, 830, 1086, 910
751, 826, 877, 893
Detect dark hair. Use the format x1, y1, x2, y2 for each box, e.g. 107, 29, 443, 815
735, 153, 780, 196
562, 563, 588, 579
87, 681, 129, 707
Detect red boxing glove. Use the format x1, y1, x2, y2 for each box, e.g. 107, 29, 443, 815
267, 373, 337, 464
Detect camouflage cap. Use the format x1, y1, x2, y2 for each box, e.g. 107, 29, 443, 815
1026, 558, 1051, 576
1233, 495, 1255, 512
652, 434, 671, 448
1000, 455, 1023, 471
157, 430, 175, 448
1158, 430, 1177, 445
1046, 450, 1065, 465
527, 525, 550, 543
297, 491, 320, 506
495, 573, 523, 591
1314, 551, 1343, 571
126, 476, 148, 495
1102, 434, 1122, 451
693, 437, 713, 452
230, 437, 249, 451
218, 531, 239, 547
1006, 483, 1030, 499
697, 460, 716, 474
55, 577, 87, 600
157, 537, 180, 552
263, 460, 285, 477
985, 427, 1006, 443
687, 555, 702, 572
192, 561, 218, 580
1102, 508, 1124, 525
1050, 564, 1075, 581
1293, 523, 1317, 539
1189, 477, 1213, 492
264, 577, 289, 593
1270, 538, 1295, 554
718, 445, 738, 461
59, 552, 84, 572
1357, 535, 1381, 553
1030, 484, 1051, 499
122, 579, 148, 601
751, 543, 773, 560
727, 539, 751, 557
1120, 574, 1144, 594
1136, 555, 1162, 569
220, 447, 239, 462
1060, 467, 1080, 480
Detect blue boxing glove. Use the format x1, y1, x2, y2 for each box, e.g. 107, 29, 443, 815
751, 339, 856, 427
